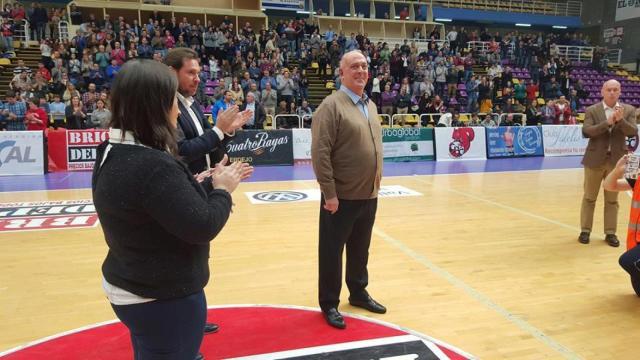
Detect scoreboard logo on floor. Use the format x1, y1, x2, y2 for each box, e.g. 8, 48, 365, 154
0, 200, 98, 232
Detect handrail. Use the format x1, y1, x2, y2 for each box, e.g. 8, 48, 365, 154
606, 49, 622, 65
553, 45, 594, 63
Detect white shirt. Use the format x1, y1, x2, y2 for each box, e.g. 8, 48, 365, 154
603, 101, 620, 123
245, 101, 256, 126
176, 92, 224, 170
603, 101, 621, 152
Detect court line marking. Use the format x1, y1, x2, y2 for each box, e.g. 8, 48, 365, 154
370, 176, 587, 360
0, 167, 583, 194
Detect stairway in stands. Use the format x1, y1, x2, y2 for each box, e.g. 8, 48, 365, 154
0, 46, 42, 97
286, 58, 333, 108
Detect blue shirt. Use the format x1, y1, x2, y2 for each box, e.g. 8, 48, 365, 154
340, 85, 369, 119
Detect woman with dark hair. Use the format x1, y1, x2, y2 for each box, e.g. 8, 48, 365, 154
64, 95, 86, 129
93, 59, 249, 360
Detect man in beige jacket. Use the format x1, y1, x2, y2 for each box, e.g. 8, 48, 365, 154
311, 50, 385, 329
579, 79, 637, 246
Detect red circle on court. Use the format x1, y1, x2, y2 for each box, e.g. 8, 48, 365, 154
0, 305, 473, 359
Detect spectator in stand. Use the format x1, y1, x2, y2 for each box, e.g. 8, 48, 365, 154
106, 59, 121, 82
65, 95, 86, 129
2, 19, 14, 51
239, 92, 265, 129
261, 81, 277, 116
24, 97, 47, 132
554, 95, 571, 125
49, 94, 66, 129
211, 90, 234, 123
89, 99, 111, 129
4, 91, 27, 131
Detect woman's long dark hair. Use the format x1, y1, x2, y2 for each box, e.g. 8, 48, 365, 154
108, 59, 179, 155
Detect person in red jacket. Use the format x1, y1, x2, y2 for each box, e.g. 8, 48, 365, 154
37, 62, 51, 82
24, 97, 47, 132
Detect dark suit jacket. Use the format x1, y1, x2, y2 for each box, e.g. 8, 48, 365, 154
176, 99, 229, 174
239, 101, 266, 129
582, 102, 638, 168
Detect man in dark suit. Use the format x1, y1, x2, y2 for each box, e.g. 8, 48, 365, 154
165, 48, 250, 338
580, 79, 638, 246
166, 48, 250, 174
239, 92, 266, 129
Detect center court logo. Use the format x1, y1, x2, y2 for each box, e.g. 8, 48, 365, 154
252, 191, 308, 202
0, 305, 473, 359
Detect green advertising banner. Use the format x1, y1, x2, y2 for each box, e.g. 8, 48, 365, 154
382, 128, 435, 162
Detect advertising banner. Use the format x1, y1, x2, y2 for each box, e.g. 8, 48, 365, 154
616, 1, 640, 22
292, 128, 312, 163
434, 127, 487, 161
67, 130, 108, 171
0, 131, 44, 176
382, 128, 435, 162
542, 125, 588, 157
262, 0, 305, 11
486, 126, 544, 158
226, 130, 294, 166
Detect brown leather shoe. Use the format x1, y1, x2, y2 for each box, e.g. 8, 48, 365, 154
578, 232, 590, 244
605, 234, 620, 247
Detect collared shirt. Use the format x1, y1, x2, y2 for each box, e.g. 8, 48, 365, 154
340, 85, 369, 119
245, 101, 256, 126
602, 101, 621, 152
602, 101, 620, 123
177, 92, 224, 170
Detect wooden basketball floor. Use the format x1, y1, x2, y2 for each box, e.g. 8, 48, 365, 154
1, 168, 638, 359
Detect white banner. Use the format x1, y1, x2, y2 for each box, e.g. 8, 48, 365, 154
292, 128, 311, 161
245, 185, 422, 204
542, 125, 588, 157
262, 0, 305, 11
0, 131, 44, 176
434, 127, 487, 161
616, 1, 640, 22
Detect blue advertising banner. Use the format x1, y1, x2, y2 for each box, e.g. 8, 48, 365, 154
486, 126, 544, 158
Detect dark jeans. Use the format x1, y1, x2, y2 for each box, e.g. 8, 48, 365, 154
619, 245, 640, 296
318, 195, 378, 311
111, 290, 206, 360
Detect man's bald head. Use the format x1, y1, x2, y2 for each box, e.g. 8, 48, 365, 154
339, 50, 368, 96
602, 79, 621, 107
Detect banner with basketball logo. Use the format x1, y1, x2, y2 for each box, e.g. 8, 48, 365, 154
434, 127, 487, 161
486, 126, 544, 158
382, 128, 435, 162
542, 125, 588, 157
226, 130, 294, 166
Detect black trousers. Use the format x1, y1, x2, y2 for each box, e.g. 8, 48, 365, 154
111, 290, 206, 360
619, 245, 640, 297
319, 195, 378, 311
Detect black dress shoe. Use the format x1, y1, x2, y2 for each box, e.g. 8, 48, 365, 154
203, 323, 219, 334
322, 308, 346, 329
578, 232, 590, 244
349, 295, 387, 314
195, 353, 204, 360
605, 234, 620, 247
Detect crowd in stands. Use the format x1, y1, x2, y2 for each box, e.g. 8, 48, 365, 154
0, 2, 617, 131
